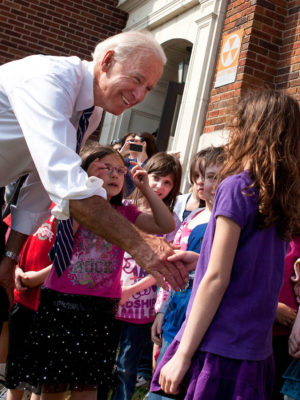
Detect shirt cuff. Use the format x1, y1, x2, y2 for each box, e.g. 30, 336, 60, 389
51, 176, 107, 220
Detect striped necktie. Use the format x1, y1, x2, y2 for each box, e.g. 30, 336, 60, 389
50, 106, 94, 277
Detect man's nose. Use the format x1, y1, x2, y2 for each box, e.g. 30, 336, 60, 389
133, 86, 147, 103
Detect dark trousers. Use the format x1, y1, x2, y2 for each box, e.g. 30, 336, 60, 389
0, 187, 9, 332
112, 321, 153, 400
272, 334, 293, 400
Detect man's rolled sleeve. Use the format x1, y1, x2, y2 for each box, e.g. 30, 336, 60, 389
51, 175, 107, 220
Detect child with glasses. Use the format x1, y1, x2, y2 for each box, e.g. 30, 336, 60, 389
17, 145, 177, 400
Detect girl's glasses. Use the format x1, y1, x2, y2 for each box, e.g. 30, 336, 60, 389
98, 165, 127, 176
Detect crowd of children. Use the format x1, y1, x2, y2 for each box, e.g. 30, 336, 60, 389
0, 89, 300, 400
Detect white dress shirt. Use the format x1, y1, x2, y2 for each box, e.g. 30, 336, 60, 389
0, 55, 106, 235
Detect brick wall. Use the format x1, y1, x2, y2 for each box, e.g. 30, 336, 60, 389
276, 1, 300, 97
204, 0, 300, 133
0, 0, 128, 65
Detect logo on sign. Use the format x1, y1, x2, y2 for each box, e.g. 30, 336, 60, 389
221, 33, 241, 67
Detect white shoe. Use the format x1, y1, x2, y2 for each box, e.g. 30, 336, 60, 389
0, 384, 7, 400
22, 391, 32, 400
135, 375, 150, 388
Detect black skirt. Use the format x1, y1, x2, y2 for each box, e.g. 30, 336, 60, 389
13, 288, 121, 393
5, 302, 36, 390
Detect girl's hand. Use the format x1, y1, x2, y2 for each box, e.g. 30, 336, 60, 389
167, 250, 199, 273
119, 286, 132, 305
137, 140, 148, 159
294, 283, 300, 304
276, 303, 297, 328
151, 312, 164, 346
289, 309, 300, 357
159, 351, 191, 395
119, 140, 131, 157
21, 270, 42, 288
169, 243, 181, 250
15, 266, 27, 292
130, 162, 149, 190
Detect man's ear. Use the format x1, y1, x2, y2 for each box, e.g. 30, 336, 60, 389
101, 50, 115, 71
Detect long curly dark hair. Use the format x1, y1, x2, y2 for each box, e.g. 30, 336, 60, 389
219, 90, 300, 241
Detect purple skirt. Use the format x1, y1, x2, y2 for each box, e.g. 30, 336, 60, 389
151, 340, 275, 400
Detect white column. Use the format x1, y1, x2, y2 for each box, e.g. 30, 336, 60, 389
172, 0, 227, 191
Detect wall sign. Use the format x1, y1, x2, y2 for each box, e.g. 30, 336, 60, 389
215, 29, 244, 88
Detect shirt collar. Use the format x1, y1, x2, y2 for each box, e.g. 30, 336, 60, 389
75, 60, 95, 112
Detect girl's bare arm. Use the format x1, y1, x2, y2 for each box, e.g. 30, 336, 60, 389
21, 265, 52, 288
131, 165, 175, 234
159, 216, 241, 395
120, 275, 157, 305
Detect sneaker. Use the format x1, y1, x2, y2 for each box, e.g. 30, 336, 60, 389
22, 391, 32, 400
135, 375, 150, 388
0, 384, 7, 399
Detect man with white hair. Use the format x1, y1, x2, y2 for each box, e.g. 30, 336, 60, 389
0, 31, 188, 328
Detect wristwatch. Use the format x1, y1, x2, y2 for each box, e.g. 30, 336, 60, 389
4, 250, 20, 264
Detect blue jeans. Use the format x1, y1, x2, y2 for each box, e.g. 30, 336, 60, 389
112, 321, 153, 400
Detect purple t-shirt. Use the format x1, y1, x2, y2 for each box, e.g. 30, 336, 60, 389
176, 171, 288, 361
45, 203, 141, 299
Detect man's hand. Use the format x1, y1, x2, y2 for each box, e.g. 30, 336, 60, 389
130, 234, 189, 291
70, 197, 189, 291
0, 257, 16, 308
1, 229, 28, 308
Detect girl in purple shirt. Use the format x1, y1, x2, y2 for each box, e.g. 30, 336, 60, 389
151, 90, 300, 400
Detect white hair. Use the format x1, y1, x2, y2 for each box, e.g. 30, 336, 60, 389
92, 30, 167, 65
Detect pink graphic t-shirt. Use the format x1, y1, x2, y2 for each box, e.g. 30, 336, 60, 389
173, 208, 204, 250
44, 203, 141, 299
116, 212, 181, 323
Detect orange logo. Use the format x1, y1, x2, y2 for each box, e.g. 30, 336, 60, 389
218, 29, 244, 71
